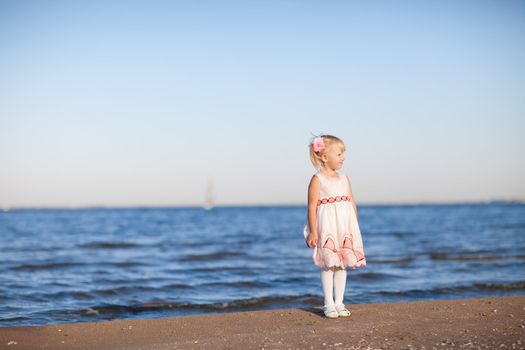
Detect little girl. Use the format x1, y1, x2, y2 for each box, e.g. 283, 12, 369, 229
304, 134, 367, 318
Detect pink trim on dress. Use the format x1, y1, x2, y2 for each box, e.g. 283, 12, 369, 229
317, 195, 351, 206
314, 233, 366, 270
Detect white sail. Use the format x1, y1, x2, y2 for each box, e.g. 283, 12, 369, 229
203, 179, 214, 210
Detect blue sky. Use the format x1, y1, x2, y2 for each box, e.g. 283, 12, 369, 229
1, 0, 524, 207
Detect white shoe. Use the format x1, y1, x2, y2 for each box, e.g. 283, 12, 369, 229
323, 304, 339, 318
335, 304, 351, 317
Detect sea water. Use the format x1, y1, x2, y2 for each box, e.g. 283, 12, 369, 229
0, 203, 524, 326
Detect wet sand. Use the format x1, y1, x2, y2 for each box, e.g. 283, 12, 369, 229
1, 296, 523, 349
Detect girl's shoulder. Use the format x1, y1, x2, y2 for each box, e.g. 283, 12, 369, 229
312, 171, 323, 184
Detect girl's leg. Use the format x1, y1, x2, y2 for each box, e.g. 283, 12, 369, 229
333, 268, 347, 305
320, 268, 335, 306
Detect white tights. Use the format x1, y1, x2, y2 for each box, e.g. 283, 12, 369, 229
321, 268, 347, 306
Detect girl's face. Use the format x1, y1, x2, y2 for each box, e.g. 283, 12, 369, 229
322, 143, 345, 171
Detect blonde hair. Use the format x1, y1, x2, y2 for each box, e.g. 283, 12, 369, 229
308, 134, 346, 169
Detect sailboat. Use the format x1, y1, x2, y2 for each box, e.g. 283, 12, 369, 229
203, 179, 215, 210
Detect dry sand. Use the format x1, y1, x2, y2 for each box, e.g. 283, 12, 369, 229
1, 296, 524, 350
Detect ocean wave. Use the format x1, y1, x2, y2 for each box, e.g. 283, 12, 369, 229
79, 242, 142, 249
470, 282, 525, 291
352, 272, 404, 281
69, 294, 320, 317
180, 251, 247, 261
429, 252, 525, 261
191, 266, 251, 273
10, 262, 86, 271
19, 284, 196, 302
91, 284, 194, 296
367, 256, 414, 264
390, 231, 417, 237
0, 316, 31, 324
377, 281, 525, 297
367, 230, 418, 237
111, 261, 152, 268
28, 290, 96, 300
199, 281, 271, 288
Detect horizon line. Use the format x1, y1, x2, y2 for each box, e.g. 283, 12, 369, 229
2, 199, 524, 211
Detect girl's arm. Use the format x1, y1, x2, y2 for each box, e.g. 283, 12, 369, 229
346, 175, 358, 218
307, 175, 320, 247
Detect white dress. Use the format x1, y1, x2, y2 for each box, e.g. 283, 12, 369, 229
304, 171, 367, 270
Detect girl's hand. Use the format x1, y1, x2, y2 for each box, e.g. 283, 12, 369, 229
306, 232, 318, 248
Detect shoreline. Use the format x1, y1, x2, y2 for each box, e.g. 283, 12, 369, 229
1, 296, 524, 349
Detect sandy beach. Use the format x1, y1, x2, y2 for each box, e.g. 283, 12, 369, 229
1, 295, 523, 350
